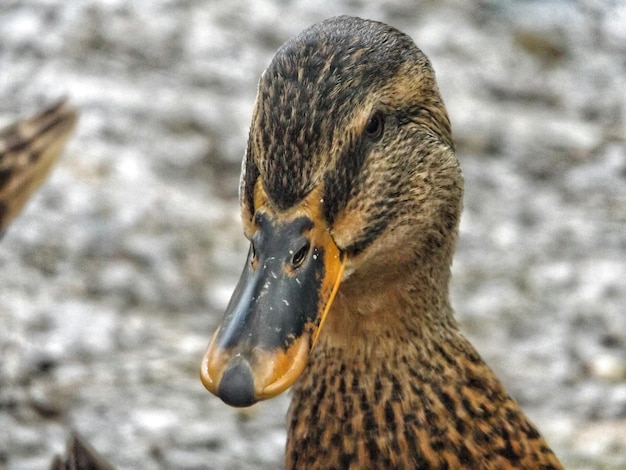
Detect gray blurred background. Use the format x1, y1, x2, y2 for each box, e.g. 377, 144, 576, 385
1, 0, 625, 468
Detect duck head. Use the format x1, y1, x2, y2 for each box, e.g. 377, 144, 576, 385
201, 16, 462, 407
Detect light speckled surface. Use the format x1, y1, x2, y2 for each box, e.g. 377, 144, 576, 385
1, 1, 624, 468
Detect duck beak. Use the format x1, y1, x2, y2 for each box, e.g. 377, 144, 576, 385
200, 196, 345, 407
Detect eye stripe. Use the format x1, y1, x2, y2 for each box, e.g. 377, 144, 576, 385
344, 216, 390, 256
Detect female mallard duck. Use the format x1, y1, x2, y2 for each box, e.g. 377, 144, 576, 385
201, 16, 563, 468
0, 100, 77, 235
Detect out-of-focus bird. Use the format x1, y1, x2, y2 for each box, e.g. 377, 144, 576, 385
0, 101, 111, 469
50, 434, 114, 470
201, 16, 564, 469
0, 99, 78, 235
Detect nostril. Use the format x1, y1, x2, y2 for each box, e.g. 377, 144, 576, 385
290, 241, 310, 268
249, 242, 258, 267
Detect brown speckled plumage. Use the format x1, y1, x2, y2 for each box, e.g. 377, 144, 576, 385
0, 100, 78, 234
288, 330, 561, 468
236, 16, 564, 469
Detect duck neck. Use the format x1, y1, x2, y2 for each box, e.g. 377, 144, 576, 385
319, 251, 457, 353
286, 301, 492, 468
286, 255, 562, 469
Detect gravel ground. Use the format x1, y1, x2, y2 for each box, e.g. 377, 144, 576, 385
1, 1, 625, 469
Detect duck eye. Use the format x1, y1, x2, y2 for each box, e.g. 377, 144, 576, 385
364, 112, 384, 140
290, 241, 310, 268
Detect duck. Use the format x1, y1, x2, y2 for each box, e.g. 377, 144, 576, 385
200, 16, 564, 469
0, 100, 78, 235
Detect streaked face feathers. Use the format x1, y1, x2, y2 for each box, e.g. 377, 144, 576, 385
241, 16, 457, 257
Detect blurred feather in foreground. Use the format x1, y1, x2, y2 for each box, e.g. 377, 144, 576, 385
0, 100, 78, 234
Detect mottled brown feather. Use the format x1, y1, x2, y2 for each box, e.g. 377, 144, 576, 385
0, 100, 78, 234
